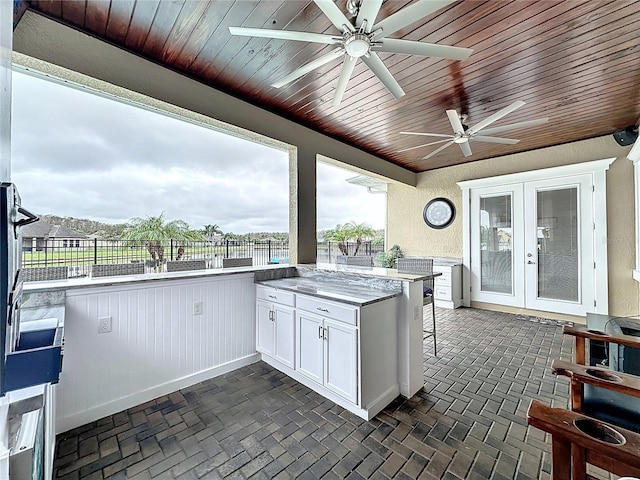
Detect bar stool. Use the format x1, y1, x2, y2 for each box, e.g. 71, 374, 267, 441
396, 258, 437, 355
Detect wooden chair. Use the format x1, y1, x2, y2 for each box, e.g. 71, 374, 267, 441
560, 325, 640, 433
396, 258, 437, 355
527, 399, 640, 480
166, 260, 206, 272
222, 257, 253, 268
22, 266, 68, 282
91, 263, 144, 278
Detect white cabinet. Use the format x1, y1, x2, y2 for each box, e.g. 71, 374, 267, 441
256, 286, 295, 369
297, 308, 358, 404
324, 318, 358, 403
256, 283, 400, 420
434, 263, 462, 309
297, 311, 323, 383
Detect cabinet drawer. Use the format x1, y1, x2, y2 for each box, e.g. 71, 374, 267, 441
297, 295, 358, 326
434, 286, 451, 300
434, 270, 451, 286
256, 286, 295, 307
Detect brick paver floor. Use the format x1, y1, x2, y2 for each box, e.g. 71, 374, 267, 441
54, 307, 606, 479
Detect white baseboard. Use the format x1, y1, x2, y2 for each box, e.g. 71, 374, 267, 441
56, 353, 261, 434
364, 384, 400, 418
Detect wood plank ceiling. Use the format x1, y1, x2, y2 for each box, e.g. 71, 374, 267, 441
19, 0, 640, 173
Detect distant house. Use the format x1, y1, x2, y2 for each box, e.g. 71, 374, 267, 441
22, 220, 87, 251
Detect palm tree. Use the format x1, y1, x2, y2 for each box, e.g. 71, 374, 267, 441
345, 221, 376, 255
202, 224, 223, 241
120, 214, 204, 270
323, 224, 351, 255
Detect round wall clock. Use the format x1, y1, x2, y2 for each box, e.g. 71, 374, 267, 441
423, 197, 456, 229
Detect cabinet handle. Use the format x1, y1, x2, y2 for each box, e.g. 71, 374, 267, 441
268, 295, 277, 299
269, 310, 274, 321
316, 307, 329, 313
323, 327, 328, 341
318, 325, 323, 339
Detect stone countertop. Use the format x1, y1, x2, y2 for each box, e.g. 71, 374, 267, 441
301, 263, 440, 282
22, 264, 291, 293
255, 275, 402, 306
20, 290, 66, 326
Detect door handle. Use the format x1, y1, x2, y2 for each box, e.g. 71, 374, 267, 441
527, 261, 536, 264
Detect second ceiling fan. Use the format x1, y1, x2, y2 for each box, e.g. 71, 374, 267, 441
229, 0, 472, 107
399, 101, 550, 160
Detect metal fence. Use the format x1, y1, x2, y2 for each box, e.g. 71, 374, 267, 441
21, 238, 385, 278
22, 239, 290, 277
316, 241, 384, 264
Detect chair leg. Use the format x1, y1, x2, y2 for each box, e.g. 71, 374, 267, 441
431, 300, 437, 356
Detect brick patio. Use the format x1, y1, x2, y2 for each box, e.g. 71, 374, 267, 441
53, 307, 595, 479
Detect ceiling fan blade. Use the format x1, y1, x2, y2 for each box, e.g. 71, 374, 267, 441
458, 141, 472, 157
422, 141, 455, 160
467, 100, 526, 134
228, 27, 340, 45
399, 131, 454, 138
397, 139, 452, 153
479, 118, 549, 136
313, 0, 355, 33
356, 0, 383, 32
272, 48, 345, 88
362, 52, 405, 99
472, 135, 520, 145
332, 55, 358, 107
378, 38, 472, 61
446, 109, 465, 135
372, 0, 456, 39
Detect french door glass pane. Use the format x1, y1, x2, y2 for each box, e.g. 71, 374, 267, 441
537, 187, 579, 301
480, 195, 512, 294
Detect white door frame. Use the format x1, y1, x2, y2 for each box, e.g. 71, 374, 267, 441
458, 158, 614, 315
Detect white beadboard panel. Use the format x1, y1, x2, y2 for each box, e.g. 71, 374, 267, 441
57, 274, 257, 433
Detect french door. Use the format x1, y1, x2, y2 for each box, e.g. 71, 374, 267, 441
470, 174, 595, 316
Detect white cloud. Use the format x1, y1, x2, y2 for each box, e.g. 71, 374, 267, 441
11, 71, 386, 233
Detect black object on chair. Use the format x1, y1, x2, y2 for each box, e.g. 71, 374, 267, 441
396, 258, 437, 355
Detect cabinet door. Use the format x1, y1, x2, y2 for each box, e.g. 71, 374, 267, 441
256, 300, 274, 357
274, 305, 295, 369
297, 312, 323, 384
324, 319, 358, 404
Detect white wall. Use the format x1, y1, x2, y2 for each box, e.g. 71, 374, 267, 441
56, 274, 258, 433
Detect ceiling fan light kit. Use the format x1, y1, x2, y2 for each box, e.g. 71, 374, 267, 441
229, 0, 473, 107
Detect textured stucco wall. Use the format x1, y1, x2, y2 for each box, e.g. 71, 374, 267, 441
388, 135, 639, 317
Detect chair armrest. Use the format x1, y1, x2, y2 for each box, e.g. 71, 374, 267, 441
563, 325, 640, 349
552, 359, 640, 398
527, 400, 640, 477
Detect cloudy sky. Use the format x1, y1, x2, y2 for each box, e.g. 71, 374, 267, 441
11, 71, 386, 234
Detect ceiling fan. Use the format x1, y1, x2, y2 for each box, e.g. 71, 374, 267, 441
399, 100, 549, 160
229, 0, 472, 107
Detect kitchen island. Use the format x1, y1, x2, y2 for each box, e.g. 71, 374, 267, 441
255, 264, 438, 419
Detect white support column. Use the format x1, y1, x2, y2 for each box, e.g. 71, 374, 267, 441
0, 0, 12, 182
397, 279, 424, 398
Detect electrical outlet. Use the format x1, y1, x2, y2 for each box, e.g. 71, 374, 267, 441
98, 316, 112, 334
193, 302, 203, 315
414, 305, 421, 321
